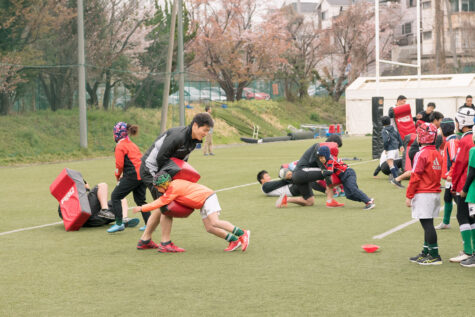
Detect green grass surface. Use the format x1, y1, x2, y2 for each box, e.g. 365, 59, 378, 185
0, 97, 344, 165
1, 137, 474, 316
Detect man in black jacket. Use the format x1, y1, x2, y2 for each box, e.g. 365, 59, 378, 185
137, 113, 214, 250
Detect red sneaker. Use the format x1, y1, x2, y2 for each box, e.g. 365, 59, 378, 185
224, 239, 242, 252
239, 230, 251, 252
275, 194, 288, 208
170, 242, 185, 252
326, 199, 345, 208
158, 242, 186, 253
137, 239, 159, 250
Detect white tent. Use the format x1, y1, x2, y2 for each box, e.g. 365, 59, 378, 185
345, 73, 475, 135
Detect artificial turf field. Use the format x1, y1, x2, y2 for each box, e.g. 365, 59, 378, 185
1, 136, 474, 316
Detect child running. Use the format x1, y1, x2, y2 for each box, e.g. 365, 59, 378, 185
406, 123, 443, 265
317, 146, 375, 210
133, 171, 250, 253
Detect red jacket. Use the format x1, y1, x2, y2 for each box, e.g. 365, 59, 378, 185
406, 145, 442, 199
115, 138, 142, 181
452, 131, 474, 193
441, 134, 459, 180
325, 156, 348, 177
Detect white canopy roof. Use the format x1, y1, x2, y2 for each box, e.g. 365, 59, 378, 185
345, 73, 475, 135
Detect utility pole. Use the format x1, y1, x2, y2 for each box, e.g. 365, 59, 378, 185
77, 0, 87, 148
160, 0, 178, 133
178, 0, 185, 126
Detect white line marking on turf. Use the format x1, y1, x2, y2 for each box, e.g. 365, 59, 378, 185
215, 182, 259, 192
0, 158, 379, 237
373, 219, 419, 240
0, 221, 63, 236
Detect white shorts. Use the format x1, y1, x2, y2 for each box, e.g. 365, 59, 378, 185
200, 194, 221, 219
386, 149, 400, 161
411, 193, 441, 219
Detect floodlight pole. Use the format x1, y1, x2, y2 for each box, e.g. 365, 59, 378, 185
160, 0, 178, 133
375, 0, 380, 96
178, 0, 185, 126
416, 0, 422, 83
77, 0, 87, 148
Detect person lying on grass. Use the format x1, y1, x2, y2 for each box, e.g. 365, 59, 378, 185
133, 171, 250, 253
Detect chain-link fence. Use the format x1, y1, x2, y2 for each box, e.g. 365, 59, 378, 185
1, 63, 332, 114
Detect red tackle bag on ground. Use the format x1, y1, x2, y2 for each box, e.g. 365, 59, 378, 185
49, 168, 91, 231
393, 104, 416, 140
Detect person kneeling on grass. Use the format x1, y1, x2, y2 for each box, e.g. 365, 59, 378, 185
133, 171, 250, 253
406, 123, 443, 265
317, 146, 375, 210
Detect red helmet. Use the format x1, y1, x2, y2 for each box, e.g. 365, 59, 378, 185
416, 122, 437, 144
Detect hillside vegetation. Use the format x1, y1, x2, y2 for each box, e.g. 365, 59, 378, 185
0, 97, 344, 165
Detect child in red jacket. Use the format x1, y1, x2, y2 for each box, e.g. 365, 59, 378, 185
107, 122, 150, 233
449, 107, 475, 263
435, 118, 459, 230
406, 123, 443, 265
133, 171, 250, 253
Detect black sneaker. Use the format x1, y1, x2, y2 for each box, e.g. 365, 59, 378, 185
418, 254, 443, 265
409, 253, 427, 263
460, 255, 475, 267
97, 209, 115, 220
391, 179, 405, 188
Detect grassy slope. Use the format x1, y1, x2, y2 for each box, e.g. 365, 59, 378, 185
0, 137, 474, 316
0, 97, 344, 165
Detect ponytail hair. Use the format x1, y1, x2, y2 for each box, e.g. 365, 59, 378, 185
127, 124, 139, 136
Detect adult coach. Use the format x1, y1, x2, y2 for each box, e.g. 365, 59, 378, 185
203, 106, 215, 156
137, 112, 214, 249
290, 143, 331, 206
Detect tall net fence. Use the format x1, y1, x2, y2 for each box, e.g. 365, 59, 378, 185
0, 63, 331, 114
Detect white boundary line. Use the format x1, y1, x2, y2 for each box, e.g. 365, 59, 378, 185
0, 221, 63, 236
372, 219, 419, 240
372, 207, 454, 240
0, 158, 378, 237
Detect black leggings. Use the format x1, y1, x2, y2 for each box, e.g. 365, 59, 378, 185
419, 218, 437, 245
455, 196, 475, 226
444, 187, 453, 204
111, 177, 150, 224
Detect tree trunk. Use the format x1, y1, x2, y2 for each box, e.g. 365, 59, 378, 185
298, 79, 309, 98
434, 0, 446, 73
444, 0, 459, 71
103, 70, 112, 110
219, 80, 235, 102
86, 82, 100, 108
236, 81, 248, 101
0, 92, 12, 115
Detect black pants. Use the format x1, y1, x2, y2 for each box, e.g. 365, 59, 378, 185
444, 187, 454, 204
292, 168, 324, 199
340, 168, 370, 204
419, 218, 437, 245
111, 177, 150, 224
455, 195, 475, 226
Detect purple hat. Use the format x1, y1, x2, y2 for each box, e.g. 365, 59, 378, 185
114, 122, 128, 142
